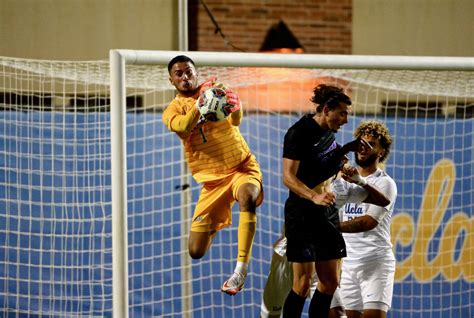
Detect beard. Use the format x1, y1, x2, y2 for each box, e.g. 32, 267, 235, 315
355, 152, 378, 168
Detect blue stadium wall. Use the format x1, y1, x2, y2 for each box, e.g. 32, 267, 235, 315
0, 112, 472, 317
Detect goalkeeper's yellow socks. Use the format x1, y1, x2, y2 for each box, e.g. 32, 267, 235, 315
234, 262, 247, 275
236, 211, 257, 264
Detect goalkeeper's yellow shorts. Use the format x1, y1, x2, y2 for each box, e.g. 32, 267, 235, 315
190, 159, 263, 233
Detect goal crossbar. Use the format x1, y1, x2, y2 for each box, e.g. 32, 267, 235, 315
111, 49, 474, 70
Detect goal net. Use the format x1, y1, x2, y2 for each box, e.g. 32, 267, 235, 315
0, 51, 472, 318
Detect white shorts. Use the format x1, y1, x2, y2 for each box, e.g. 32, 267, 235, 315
339, 258, 395, 312
260, 251, 344, 318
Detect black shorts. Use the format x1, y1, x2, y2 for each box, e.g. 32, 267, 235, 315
284, 198, 346, 263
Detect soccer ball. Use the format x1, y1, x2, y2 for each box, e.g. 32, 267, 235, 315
196, 87, 229, 122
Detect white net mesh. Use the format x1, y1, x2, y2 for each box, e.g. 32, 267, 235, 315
0, 55, 473, 317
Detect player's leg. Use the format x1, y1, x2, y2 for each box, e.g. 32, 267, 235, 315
260, 245, 293, 318
235, 158, 264, 268
329, 306, 347, 318
222, 170, 262, 295
311, 274, 347, 317
222, 179, 261, 295
282, 261, 314, 318
188, 230, 216, 259
314, 258, 341, 294
311, 260, 346, 316
316, 283, 348, 318
189, 180, 234, 259
360, 308, 388, 318
309, 223, 346, 318
309, 259, 340, 318
345, 310, 363, 318
338, 261, 364, 318
235, 181, 260, 265
327, 260, 347, 317
359, 258, 395, 318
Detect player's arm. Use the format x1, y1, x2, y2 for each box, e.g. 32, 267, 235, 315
163, 98, 201, 134
339, 196, 389, 233
325, 138, 373, 164
162, 76, 220, 133
224, 88, 242, 126
228, 105, 243, 126
361, 183, 390, 206
337, 167, 390, 232
338, 215, 378, 233
339, 174, 396, 233
283, 158, 335, 206
341, 165, 390, 207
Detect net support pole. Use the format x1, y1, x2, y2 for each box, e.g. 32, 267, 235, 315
178, 0, 188, 51
110, 50, 130, 318
179, 166, 192, 318
177, 3, 192, 316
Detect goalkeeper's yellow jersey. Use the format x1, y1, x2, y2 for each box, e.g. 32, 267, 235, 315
162, 93, 257, 183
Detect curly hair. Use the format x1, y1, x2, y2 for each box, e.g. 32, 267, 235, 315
310, 84, 351, 113
354, 120, 393, 163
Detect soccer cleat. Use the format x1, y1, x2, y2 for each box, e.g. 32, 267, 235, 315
221, 271, 246, 295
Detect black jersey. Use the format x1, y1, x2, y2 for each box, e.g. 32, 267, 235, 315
283, 114, 347, 262
283, 114, 342, 196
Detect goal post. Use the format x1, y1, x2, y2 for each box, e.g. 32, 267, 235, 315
110, 50, 130, 318
0, 51, 472, 318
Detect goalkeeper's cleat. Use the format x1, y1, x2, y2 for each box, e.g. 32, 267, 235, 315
221, 271, 246, 295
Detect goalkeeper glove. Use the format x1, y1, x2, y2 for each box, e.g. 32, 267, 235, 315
198, 76, 218, 93
223, 88, 241, 115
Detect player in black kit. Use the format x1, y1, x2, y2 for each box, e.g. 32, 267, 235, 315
282, 84, 366, 318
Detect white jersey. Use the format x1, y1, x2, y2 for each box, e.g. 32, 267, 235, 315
340, 168, 397, 263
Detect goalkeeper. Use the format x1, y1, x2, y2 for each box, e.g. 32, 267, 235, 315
162, 55, 263, 296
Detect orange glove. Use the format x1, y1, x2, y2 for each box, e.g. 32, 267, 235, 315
198, 76, 218, 94
223, 88, 241, 115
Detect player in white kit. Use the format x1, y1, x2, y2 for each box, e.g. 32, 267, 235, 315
335, 120, 397, 318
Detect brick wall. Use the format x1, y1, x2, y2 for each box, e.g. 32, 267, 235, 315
188, 0, 352, 54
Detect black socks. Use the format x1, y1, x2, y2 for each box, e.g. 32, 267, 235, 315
283, 288, 334, 318
308, 289, 333, 318
283, 289, 306, 318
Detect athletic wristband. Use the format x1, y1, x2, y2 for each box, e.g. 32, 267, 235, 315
352, 174, 367, 186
